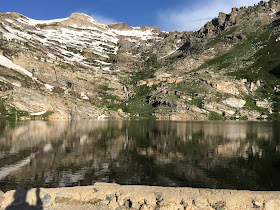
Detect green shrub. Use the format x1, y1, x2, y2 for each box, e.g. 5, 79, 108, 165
208, 111, 225, 120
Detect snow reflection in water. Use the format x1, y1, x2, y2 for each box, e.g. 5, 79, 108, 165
0, 120, 279, 192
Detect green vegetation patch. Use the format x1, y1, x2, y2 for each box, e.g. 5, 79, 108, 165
208, 111, 225, 120
188, 18, 280, 119
228, 19, 280, 84
129, 68, 156, 85
243, 95, 269, 114
66, 46, 83, 55
98, 85, 114, 91
107, 85, 157, 119
4, 106, 29, 119
125, 85, 156, 118
57, 62, 76, 71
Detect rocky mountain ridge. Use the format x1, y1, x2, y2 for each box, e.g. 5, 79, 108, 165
0, 0, 280, 120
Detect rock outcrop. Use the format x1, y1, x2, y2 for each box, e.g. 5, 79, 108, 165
223, 98, 246, 109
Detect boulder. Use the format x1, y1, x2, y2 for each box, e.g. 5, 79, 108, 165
256, 100, 271, 109
223, 98, 246, 109
215, 81, 240, 95
204, 102, 235, 116
256, 100, 274, 113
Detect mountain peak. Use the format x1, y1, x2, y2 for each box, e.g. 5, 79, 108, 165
60, 12, 107, 28
108, 22, 133, 30
69, 13, 92, 20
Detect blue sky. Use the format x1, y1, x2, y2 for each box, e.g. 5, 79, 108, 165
1, 0, 262, 31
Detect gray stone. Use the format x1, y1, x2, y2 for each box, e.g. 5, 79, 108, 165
54, 196, 71, 204
99, 200, 110, 205
180, 199, 188, 207
213, 201, 226, 209
106, 194, 115, 201
252, 199, 262, 208
154, 192, 163, 202
56, 190, 69, 195
41, 191, 51, 205
93, 188, 99, 193
144, 199, 151, 205
223, 98, 246, 109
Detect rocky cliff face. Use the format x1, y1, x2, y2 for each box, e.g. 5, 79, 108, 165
0, 0, 280, 120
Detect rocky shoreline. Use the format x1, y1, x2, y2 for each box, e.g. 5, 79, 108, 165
1, 183, 280, 209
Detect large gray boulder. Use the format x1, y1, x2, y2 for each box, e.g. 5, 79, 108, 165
223, 98, 246, 109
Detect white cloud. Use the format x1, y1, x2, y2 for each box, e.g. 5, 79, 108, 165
89, 14, 117, 25
157, 0, 264, 32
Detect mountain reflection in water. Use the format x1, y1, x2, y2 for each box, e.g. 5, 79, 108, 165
0, 120, 280, 192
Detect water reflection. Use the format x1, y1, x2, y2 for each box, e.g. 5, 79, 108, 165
0, 120, 280, 192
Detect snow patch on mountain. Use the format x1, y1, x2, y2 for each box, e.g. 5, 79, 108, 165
80, 93, 89, 100
0, 55, 33, 77
30, 111, 47, 116
17, 16, 68, 26
3, 33, 24, 41
111, 28, 157, 40
0, 12, 163, 75
44, 84, 54, 91
0, 55, 58, 93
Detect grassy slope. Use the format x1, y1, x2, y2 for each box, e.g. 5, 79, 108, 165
187, 18, 280, 118
229, 19, 280, 115
107, 16, 280, 119
106, 67, 158, 119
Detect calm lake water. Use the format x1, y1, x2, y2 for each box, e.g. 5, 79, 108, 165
0, 120, 280, 192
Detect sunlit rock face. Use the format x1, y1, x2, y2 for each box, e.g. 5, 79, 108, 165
0, 1, 279, 120
0, 12, 170, 119
0, 120, 280, 192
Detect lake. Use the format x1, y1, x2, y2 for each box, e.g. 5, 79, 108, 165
0, 120, 280, 192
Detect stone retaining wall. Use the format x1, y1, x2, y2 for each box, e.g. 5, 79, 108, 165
1, 183, 280, 209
